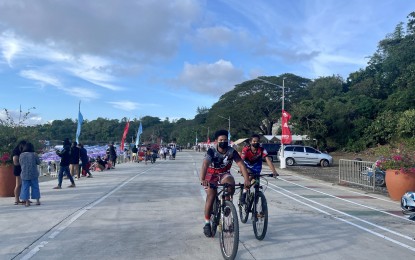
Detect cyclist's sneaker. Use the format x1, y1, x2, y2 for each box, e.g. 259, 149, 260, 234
203, 223, 212, 237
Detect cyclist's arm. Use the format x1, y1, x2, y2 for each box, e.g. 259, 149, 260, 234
233, 151, 250, 187
265, 156, 279, 177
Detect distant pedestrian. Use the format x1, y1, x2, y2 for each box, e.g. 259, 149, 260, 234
54, 138, 76, 189
12, 140, 27, 205
19, 142, 41, 207
171, 145, 177, 159
47, 161, 52, 175
69, 141, 80, 179
107, 142, 117, 168
95, 156, 106, 171
163, 146, 168, 159
79, 143, 93, 178
132, 145, 138, 162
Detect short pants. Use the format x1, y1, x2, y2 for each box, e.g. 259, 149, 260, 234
204, 172, 232, 186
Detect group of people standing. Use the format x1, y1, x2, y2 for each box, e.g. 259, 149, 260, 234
53, 138, 94, 189
13, 140, 41, 206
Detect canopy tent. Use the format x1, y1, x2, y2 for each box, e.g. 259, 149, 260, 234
233, 138, 249, 145
263, 135, 314, 142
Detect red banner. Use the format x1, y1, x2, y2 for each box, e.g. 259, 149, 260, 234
121, 121, 130, 151
281, 110, 292, 144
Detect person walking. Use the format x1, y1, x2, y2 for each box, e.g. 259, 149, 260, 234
132, 145, 138, 162
19, 142, 41, 207
54, 138, 76, 189
12, 140, 27, 205
79, 143, 93, 178
69, 141, 80, 180
108, 142, 117, 168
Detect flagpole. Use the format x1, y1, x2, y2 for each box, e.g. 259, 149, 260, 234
256, 77, 286, 169
280, 78, 286, 169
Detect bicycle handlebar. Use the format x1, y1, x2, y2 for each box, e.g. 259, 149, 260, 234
237, 170, 278, 178
202, 182, 245, 189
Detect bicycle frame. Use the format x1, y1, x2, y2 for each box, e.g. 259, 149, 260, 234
247, 174, 270, 217
239, 173, 275, 240
208, 182, 243, 260
209, 183, 244, 226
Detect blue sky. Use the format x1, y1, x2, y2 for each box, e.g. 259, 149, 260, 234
0, 0, 414, 124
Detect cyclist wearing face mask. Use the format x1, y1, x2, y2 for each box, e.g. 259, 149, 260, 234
239, 134, 279, 204
200, 129, 250, 237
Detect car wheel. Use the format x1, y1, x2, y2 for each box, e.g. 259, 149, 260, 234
320, 160, 329, 167
286, 158, 295, 166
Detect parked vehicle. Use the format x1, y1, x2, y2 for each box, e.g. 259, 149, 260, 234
261, 143, 281, 162
360, 161, 386, 187
278, 145, 333, 167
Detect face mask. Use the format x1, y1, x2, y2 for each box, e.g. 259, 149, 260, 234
252, 143, 260, 148
218, 142, 228, 149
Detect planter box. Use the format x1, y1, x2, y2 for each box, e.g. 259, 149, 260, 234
0, 165, 15, 197
385, 169, 415, 201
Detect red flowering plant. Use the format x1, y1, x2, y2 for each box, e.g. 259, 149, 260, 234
0, 152, 12, 166
375, 143, 415, 175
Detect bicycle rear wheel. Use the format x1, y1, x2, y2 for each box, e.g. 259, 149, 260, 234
219, 201, 239, 260
238, 190, 249, 223
252, 191, 268, 240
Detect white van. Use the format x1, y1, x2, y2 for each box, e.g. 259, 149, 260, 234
279, 145, 333, 167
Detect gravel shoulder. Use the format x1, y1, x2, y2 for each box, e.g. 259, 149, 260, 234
278, 151, 388, 195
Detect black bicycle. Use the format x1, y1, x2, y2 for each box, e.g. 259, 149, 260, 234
238, 173, 274, 240
208, 183, 243, 260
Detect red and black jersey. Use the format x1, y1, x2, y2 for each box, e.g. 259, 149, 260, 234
204, 146, 241, 174
241, 145, 268, 174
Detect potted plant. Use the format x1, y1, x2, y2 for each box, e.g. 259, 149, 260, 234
0, 133, 16, 197
375, 143, 415, 201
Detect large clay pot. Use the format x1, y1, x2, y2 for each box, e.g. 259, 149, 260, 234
385, 169, 415, 201
0, 164, 15, 197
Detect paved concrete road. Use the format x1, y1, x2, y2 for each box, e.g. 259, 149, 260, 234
1, 150, 414, 260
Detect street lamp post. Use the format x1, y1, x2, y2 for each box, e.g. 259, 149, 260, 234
256, 77, 286, 169
218, 115, 231, 141
201, 126, 210, 143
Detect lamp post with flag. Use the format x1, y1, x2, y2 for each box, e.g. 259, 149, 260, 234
218, 115, 231, 142
256, 77, 288, 168
201, 125, 210, 144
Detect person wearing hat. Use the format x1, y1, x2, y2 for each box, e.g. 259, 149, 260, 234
53, 138, 76, 189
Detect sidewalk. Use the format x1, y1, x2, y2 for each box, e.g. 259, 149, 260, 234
0, 163, 136, 260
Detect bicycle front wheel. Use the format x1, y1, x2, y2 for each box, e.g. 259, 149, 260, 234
210, 198, 220, 237
252, 191, 268, 240
219, 201, 239, 260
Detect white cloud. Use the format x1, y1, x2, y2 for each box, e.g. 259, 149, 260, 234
173, 59, 245, 96
1, 36, 19, 66
108, 101, 140, 111
64, 87, 98, 100
0, 0, 201, 61
20, 70, 62, 87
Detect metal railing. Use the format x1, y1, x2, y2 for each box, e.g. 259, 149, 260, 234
37, 154, 129, 178
338, 159, 377, 191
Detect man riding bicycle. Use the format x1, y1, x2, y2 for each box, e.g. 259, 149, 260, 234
200, 129, 250, 237
240, 134, 279, 204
